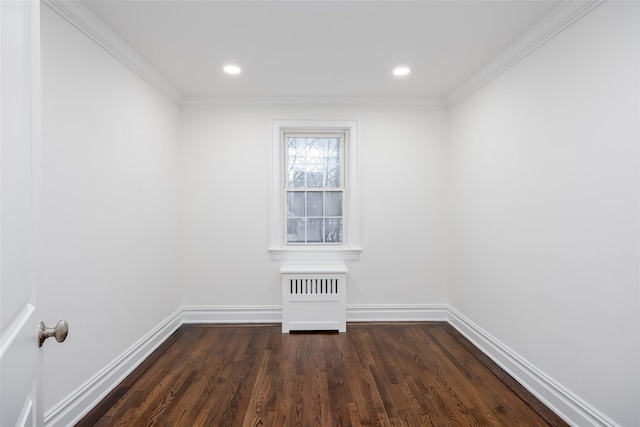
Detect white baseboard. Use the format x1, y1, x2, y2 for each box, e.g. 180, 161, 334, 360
446, 307, 620, 427
181, 305, 282, 324
347, 304, 448, 322
46, 304, 619, 427
180, 304, 449, 324
43, 303, 448, 425
44, 309, 183, 427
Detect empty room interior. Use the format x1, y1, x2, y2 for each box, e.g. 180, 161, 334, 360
3, 0, 639, 426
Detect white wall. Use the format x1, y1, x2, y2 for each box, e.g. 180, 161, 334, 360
448, 2, 639, 426
39, 5, 181, 411
179, 108, 449, 308
36, 1, 639, 425
37, 4, 450, 418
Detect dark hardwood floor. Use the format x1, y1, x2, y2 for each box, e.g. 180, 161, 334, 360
76, 322, 568, 426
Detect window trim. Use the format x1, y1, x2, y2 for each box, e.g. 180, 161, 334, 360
269, 119, 361, 261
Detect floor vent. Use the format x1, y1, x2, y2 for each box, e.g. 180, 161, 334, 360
281, 265, 347, 333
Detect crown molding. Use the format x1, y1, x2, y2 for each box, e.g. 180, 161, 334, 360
446, 0, 605, 108
43, 0, 603, 111
180, 96, 447, 110
43, 0, 184, 106
42, 0, 445, 111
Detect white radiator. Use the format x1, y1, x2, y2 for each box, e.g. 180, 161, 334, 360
281, 264, 347, 333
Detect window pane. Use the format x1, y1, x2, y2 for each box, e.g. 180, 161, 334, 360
287, 137, 306, 165
326, 138, 341, 163
287, 218, 305, 243
307, 218, 324, 243
287, 167, 305, 188
287, 192, 305, 217
283, 131, 346, 246
305, 165, 324, 188
307, 192, 323, 216
287, 218, 306, 243
325, 218, 343, 243
287, 137, 306, 187
307, 138, 325, 162
326, 163, 341, 187
325, 191, 343, 216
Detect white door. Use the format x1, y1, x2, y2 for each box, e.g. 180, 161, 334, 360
1, 1, 44, 426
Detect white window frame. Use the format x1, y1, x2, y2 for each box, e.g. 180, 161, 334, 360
269, 119, 361, 261
284, 130, 346, 245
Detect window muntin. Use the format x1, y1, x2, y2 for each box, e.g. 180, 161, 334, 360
284, 133, 345, 245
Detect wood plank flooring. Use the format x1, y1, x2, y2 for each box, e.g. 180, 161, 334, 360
76, 322, 568, 427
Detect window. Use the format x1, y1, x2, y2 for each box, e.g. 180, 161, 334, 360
285, 132, 345, 244
270, 119, 361, 261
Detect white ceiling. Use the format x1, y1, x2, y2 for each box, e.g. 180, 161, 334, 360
80, 0, 563, 101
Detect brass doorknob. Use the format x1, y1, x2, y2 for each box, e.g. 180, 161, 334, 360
38, 319, 68, 347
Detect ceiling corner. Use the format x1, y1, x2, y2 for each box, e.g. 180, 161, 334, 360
43, 0, 184, 106
445, 0, 606, 109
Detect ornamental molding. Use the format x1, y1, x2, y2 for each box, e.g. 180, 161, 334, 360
44, 0, 603, 110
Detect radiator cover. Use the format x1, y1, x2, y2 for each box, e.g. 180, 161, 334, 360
281, 264, 348, 333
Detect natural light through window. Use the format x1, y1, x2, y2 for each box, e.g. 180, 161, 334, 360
269, 119, 360, 261
285, 133, 345, 244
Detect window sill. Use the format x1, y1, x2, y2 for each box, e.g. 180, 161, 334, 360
268, 246, 362, 261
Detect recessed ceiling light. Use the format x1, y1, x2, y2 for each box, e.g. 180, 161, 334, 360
393, 66, 411, 76
223, 64, 242, 75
